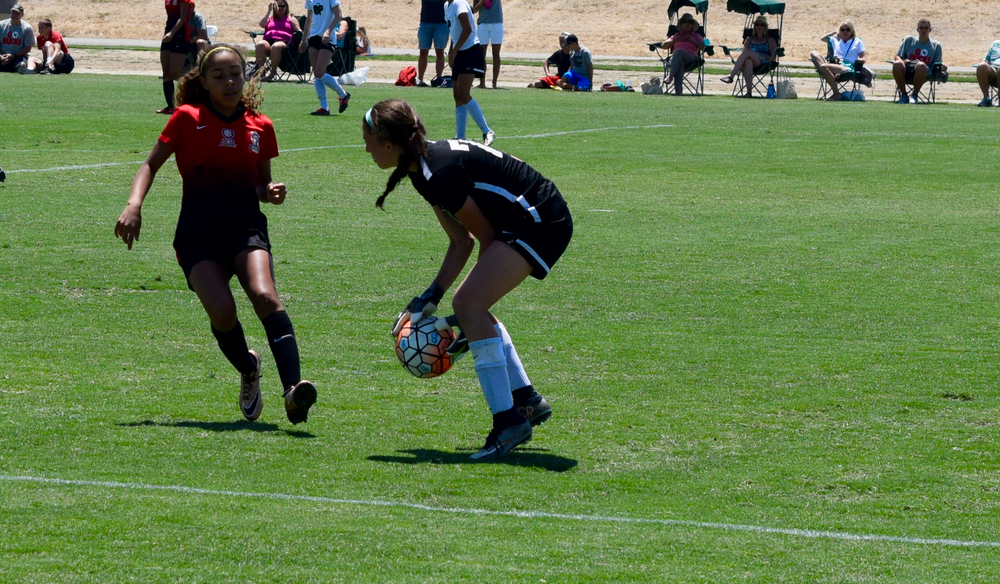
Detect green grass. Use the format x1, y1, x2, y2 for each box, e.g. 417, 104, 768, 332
1, 75, 999, 583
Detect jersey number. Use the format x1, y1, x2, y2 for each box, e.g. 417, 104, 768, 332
446, 139, 503, 159
313, 4, 323, 15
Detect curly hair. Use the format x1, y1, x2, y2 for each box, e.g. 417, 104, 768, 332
176, 44, 263, 114
366, 99, 429, 209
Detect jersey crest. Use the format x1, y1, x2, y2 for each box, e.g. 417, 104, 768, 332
249, 131, 261, 154
219, 128, 237, 148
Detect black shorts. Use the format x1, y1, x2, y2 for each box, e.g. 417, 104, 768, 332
903, 60, 928, 82
174, 228, 271, 290
161, 20, 192, 54
307, 35, 337, 53
452, 45, 485, 76
497, 199, 573, 280
54, 54, 74, 74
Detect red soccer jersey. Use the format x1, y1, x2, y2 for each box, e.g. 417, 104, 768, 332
36, 30, 69, 55
159, 103, 279, 238
164, 0, 195, 19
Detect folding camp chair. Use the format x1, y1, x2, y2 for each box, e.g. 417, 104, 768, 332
718, 0, 785, 98
815, 38, 875, 100
646, 0, 713, 96
326, 16, 357, 77
890, 61, 947, 104
245, 15, 312, 83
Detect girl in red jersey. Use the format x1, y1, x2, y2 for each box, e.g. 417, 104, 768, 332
364, 99, 573, 461
115, 44, 317, 425
159, 0, 194, 114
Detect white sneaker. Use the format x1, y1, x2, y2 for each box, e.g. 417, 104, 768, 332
483, 130, 496, 147
240, 350, 263, 422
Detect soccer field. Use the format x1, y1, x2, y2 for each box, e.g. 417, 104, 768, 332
1, 75, 998, 583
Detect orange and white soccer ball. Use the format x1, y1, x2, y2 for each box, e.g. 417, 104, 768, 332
395, 317, 456, 378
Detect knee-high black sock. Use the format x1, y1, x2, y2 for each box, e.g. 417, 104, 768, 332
262, 310, 301, 391
211, 321, 257, 374
163, 79, 174, 108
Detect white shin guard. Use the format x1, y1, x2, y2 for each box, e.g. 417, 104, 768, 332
470, 336, 514, 414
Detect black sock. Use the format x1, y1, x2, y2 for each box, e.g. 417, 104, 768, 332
211, 321, 257, 374
163, 80, 174, 108
262, 310, 301, 391
493, 407, 525, 428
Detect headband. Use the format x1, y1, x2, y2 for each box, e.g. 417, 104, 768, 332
200, 46, 244, 74
364, 107, 383, 137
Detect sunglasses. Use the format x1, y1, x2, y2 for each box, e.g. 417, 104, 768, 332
276, 3, 287, 7
917, 26, 930, 30
839, 27, 851, 32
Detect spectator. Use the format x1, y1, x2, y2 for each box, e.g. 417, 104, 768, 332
557, 34, 592, 92
417, 0, 448, 86
26, 18, 74, 74
892, 18, 942, 104
975, 38, 1000, 107
0, 4, 35, 74
527, 31, 571, 89
655, 13, 703, 95
356, 26, 371, 55
299, 0, 351, 115
445, 0, 494, 144
472, 0, 502, 89
158, 0, 194, 113
254, 0, 300, 81
720, 15, 776, 97
188, 11, 210, 55
809, 20, 867, 102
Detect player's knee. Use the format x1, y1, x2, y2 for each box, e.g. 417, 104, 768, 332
450, 289, 486, 322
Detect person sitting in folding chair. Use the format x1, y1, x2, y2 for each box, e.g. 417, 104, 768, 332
892, 18, 942, 105
810, 20, 867, 102
720, 15, 776, 98
254, 1, 301, 81
975, 39, 1000, 107
655, 13, 703, 96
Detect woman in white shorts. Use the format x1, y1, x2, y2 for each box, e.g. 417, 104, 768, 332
473, 0, 502, 88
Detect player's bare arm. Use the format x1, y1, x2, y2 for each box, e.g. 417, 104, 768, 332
116, 140, 174, 250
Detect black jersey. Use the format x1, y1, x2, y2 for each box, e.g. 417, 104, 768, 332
407, 139, 569, 232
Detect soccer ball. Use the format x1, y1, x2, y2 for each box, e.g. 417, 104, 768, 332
395, 317, 456, 378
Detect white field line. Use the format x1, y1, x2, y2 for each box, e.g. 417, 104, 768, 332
5, 125, 676, 175
2, 474, 998, 549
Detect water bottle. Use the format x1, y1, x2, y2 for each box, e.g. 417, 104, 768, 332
766, 82, 776, 99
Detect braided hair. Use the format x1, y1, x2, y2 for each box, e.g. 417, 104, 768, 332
366, 99, 429, 209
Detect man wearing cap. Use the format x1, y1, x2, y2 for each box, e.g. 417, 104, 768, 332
892, 18, 943, 104
0, 4, 35, 73
656, 12, 704, 95
556, 34, 592, 91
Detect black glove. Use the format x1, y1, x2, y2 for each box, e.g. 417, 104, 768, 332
390, 282, 445, 336
433, 314, 470, 362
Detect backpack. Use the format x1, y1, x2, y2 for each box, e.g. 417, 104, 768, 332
395, 66, 417, 86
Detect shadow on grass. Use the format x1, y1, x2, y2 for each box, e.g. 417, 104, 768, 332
368, 448, 578, 472
118, 419, 315, 438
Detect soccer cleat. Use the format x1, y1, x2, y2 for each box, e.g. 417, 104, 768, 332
338, 92, 351, 113
470, 419, 532, 461
156, 106, 175, 114
483, 130, 496, 147
240, 350, 263, 422
284, 380, 317, 424
897, 93, 909, 104
309, 108, 331, 116
516, 394, 552, 427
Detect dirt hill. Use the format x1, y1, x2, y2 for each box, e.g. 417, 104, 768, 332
14, 0, 1000, 65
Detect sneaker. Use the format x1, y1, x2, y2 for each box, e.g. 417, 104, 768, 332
156, 106, 175, 115
284, 380, 317, 424
309, 108, 330, 116
981, 97, 995, 107
0, 166, 5, 183
470, 419, 532, 461
240, 350, 263, 422
416, 79, 429, 87
338, 92, 351, 113
38, 66, 52, 75
483, 130, 496, 147
516, 394, 552, 427
16, 64, 36, 74
897, 93, 909, 104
